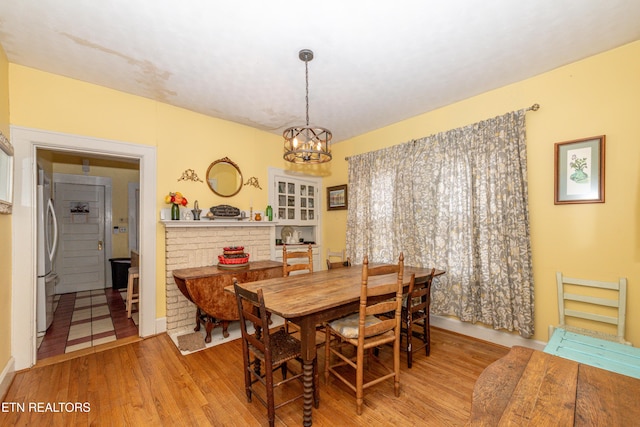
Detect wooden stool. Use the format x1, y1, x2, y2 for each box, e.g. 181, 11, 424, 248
126, 266, 139, 318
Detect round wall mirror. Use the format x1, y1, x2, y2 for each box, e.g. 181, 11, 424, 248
206, 157, 243, 197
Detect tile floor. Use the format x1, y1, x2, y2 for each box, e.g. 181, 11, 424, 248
37, 287, 139, 360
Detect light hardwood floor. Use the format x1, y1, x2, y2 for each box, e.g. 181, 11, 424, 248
1, 327, 508, 426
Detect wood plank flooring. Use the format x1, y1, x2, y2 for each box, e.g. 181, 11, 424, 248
1, 327, 509, 426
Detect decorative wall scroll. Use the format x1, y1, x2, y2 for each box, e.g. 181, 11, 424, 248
178, 168, 203, 182
244, 176, 262, 190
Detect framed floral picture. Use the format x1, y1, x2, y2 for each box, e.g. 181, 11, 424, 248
327, 184, 348, 210
554, 135, 605, 204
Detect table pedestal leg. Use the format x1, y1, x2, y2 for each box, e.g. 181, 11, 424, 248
303, 360, 313, 426
298, 316, 318, 426
204, 316, 214, 343
194, 307, 201, 332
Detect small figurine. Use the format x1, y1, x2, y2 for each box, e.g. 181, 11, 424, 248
191, 200, 202, 220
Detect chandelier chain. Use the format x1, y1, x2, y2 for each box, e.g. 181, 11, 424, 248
305, 58, 310, 126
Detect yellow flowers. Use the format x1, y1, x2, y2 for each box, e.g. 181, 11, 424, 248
166, 191, 188, 206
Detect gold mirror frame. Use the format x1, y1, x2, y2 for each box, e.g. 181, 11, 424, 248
206, 157, 243, 197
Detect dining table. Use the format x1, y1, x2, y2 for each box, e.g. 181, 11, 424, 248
225, 263, 444, 426
468, 345, 640, 426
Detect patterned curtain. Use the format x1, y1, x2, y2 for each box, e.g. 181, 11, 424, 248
346, 110, 534, 337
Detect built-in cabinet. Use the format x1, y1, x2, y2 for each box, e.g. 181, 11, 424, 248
272, 174, 319, 225
268, 168, 322, 270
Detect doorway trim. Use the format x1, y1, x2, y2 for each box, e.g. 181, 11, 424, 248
11, 126, 158, 370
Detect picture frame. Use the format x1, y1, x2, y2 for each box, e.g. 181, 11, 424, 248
554, 135, 605, 204
327, 184, 348, 210
0, 130, 14, 214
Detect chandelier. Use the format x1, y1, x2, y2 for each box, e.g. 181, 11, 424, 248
283, 49, 332, 164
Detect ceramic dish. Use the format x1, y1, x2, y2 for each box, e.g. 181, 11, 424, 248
281, 226, 294, 242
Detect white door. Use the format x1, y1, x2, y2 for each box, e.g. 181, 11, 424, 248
54, 183, 106, 293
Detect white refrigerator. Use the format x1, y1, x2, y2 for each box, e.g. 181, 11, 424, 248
36, 170, 59, 336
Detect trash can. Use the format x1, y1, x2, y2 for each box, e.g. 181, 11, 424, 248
109, 257, 131, 289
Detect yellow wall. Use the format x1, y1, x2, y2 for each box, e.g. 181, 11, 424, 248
6, 40, 639, 349
325, 40, 640, 345
0, 43, 11, 371
8, 64, 290, 318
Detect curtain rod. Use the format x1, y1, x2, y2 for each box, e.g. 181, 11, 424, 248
344, 103, 541, 160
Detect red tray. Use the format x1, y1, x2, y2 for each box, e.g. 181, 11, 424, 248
218, 254, 250, 264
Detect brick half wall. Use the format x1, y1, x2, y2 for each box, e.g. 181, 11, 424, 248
164, 223, 274, 334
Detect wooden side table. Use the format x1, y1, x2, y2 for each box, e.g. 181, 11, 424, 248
173, 261, 283, 342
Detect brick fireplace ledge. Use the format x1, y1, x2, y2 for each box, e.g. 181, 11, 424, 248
161, 219, 277, 228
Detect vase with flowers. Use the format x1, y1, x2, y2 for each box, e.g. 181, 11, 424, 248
165, 191, 188, 220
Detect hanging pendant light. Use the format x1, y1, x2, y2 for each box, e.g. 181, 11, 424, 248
283, 49, 332, 164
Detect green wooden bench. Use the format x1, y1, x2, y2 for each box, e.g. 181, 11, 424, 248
545, 328, 640, 379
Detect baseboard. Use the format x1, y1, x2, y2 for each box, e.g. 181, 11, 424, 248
155, 317, 167, 335
431, 315, 546, 351
0, 356, 16, 401
91, 314, 545, 350
153, 314, 544, 350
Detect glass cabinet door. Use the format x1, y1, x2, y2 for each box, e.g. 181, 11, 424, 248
274, 177, 318, 224
300, 184, 315, 221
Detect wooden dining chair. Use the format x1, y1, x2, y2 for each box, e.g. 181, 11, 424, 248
548, 272, 630, 345
282, 244, 313, 276
324, 253, 405, 415
233, 280, 318, 427
326, 248, 351, 270
402, 268, 435, 368
281, 244, 314, 335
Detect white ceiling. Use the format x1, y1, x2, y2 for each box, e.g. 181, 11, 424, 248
1, 1, 639, 143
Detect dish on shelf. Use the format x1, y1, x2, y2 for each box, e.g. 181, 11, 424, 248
281, 226, 294, 242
